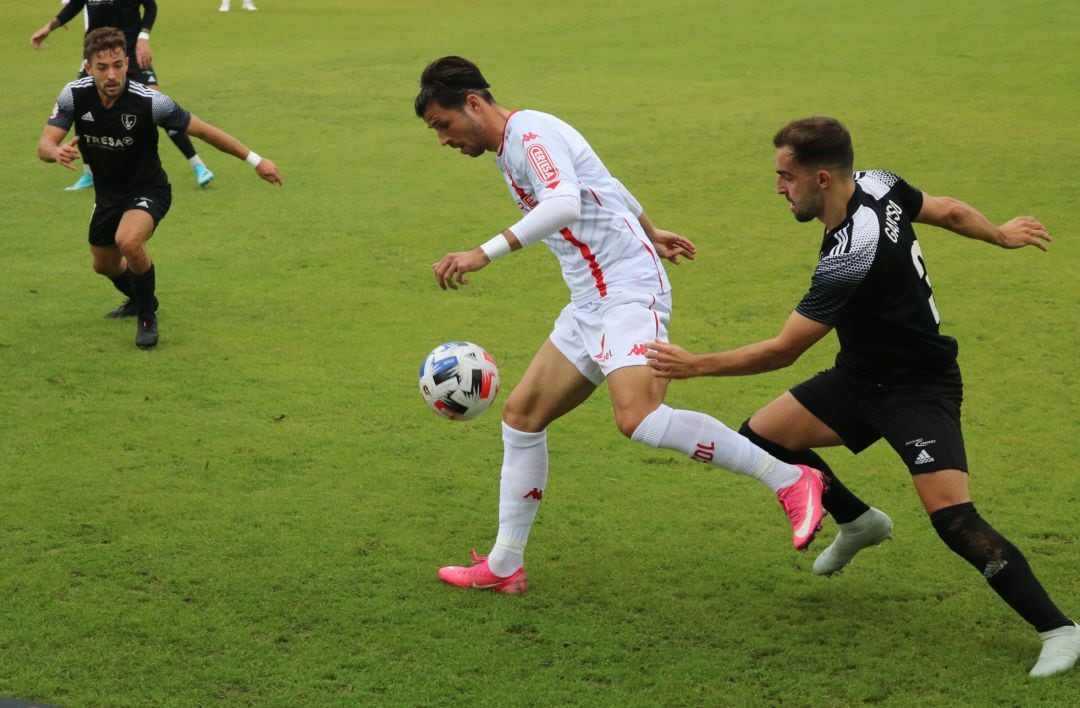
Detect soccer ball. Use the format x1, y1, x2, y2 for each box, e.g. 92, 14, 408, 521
418, 341, 500, 420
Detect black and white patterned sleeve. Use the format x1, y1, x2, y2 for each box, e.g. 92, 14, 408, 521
857, 169, 923, 217
795, 206, 880, 325
46, 84, 75, 131
151, 91, 191, 134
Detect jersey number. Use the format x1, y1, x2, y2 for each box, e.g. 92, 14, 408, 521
910, 241, 941, 324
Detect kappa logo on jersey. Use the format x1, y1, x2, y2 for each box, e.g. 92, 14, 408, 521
523, 488, 544, 501
121, 114, 137, 130
526, 144, 559, 183
81, 111, 95, 122
522, 132, 540, 143
627, 343, 649, 357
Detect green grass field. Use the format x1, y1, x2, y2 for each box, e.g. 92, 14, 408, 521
2, 1, 1078, 705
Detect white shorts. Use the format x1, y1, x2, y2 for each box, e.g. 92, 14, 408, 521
549, 291, 672, 385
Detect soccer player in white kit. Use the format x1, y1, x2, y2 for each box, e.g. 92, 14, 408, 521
415, 56, 826, 594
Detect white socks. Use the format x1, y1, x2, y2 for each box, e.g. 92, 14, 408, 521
487, 423, 548, 577
632, 404, 801, 492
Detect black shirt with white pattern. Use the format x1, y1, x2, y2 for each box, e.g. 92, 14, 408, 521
47, 76, 191, 205
795, 170, 959, 382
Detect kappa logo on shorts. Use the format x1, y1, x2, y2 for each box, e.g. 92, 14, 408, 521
526, 144, 559, 183
121, 113, 137, 130
628, 343, 649, 357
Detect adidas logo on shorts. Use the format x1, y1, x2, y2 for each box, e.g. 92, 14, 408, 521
914, 449, 935, 465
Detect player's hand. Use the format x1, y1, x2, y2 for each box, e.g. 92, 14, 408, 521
997, 216, 1051, 251
646, 339, 703, 379
135, 38, 153, 69
30, 24, 56, 50
432, 247, 490, 291
54, 136, 81, 170
650, 228, 697, 265
256, 158, 283, 186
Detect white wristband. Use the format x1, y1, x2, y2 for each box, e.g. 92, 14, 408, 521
480, 233, 512, 261
138, 31, 150, 40
245, 151, 262, 168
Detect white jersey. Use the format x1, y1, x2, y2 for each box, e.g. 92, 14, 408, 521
495, 110, 670, 306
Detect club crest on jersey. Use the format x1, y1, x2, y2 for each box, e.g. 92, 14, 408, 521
526, 144, 559, 183
121, 114, 137, 130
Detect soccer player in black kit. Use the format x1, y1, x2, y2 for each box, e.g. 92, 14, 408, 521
37, 27, 282, 349
31, 1, 217, 192
646, 117, 1078, 676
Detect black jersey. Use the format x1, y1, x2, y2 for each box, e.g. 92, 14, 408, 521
795, 170, 958, 381
56, 1, 157, 43
47, 76, 190, 204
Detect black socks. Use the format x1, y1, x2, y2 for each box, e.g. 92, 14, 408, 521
931, 502, 1070, 632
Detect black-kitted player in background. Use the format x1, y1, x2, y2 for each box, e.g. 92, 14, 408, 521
647, 116, 1079, 677
37, 27, 282, 349
31, 0, 217, 193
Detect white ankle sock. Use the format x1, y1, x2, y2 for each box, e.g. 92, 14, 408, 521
632, 404, 801, 492
488, 423, 548, 577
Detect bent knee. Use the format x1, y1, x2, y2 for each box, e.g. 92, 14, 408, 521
614, 408, 652, 439
501, 399, 545, 434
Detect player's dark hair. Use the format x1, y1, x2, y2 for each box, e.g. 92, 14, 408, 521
773, 116, 854, 171
83, 26, 127, 61
414, 56, 495, 117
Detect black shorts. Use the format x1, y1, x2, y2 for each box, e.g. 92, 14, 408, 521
128, 65, 158, 86
790, 364, 968, 474
88, 189, 172, 246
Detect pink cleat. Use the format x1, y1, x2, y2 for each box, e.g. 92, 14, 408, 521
437, 549, 528, 594
776, 465, 826, 551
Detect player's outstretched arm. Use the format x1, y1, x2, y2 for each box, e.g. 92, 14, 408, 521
916, 193, 1051, 251
647, 311, 831, 379
37, 126, 80, 170
185, 114, 282, 185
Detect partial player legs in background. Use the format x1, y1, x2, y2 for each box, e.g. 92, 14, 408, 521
66, 165, 93, 191
220, 2, 258, 13
165, 129, 214, 187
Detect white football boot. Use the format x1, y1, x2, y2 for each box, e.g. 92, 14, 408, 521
1030, 622, 1080, 677
813, 507, 893, 576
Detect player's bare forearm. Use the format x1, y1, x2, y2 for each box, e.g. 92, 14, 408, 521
917, 194, 1050, 251
185, 115, 249, 160
37, 128, 78, 169
647, 339, 795, 379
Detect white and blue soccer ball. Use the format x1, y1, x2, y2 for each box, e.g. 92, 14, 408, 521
418, 341, 500, 421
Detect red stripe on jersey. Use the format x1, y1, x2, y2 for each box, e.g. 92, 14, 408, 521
624, 217, 666, 293
560, 227, 607, 297
589, 187, 603, 205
